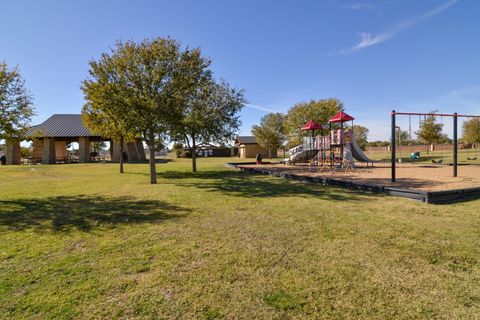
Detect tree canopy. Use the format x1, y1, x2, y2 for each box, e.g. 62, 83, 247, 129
462, 118, 480, 147
82, 38, 209, 183
0, 62, 35, 140
82, 95, 138, 173
415, 114, 447, 151
172, 77, 246, 172
352, 125, 369, 150
251, 112, 285, 159
284, 98, 343, 147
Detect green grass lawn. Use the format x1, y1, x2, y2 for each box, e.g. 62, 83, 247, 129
1, 157, 480, 319
366, 148, 480, 165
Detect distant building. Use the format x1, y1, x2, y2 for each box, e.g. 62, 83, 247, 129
234, 136, 277, 159
183, 146, 237, 158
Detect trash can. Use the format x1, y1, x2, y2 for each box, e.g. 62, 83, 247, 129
255, 153, 262, 165
0, 155, 6, 165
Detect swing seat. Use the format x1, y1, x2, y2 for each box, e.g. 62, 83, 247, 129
432, 159, 443, 164
410, 152, 420, 160
467, 157, 477, 161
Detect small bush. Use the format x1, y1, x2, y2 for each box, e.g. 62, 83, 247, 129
173, 143, 184, 158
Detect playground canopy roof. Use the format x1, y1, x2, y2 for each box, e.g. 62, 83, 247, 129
26, 114, 102, 139
301, 120, 323, 131
329, 111, 354, 123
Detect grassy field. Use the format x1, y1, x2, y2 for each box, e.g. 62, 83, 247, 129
365, 148, 480, 165
1, 157, 480, 319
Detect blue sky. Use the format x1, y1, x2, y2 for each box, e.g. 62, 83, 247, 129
2, 0, 479, 140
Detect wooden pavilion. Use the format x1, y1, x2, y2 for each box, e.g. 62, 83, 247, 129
4, 114, 146, 165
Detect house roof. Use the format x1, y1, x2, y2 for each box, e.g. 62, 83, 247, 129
234, 136, 257, 144
27, 114, 101, 138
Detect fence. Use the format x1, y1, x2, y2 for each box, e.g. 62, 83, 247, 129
366, 144, 468, 153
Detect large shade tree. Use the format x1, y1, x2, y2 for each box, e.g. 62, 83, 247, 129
351, 125, 369, 150
462, 118, 480, 148
82, 54, 140, 173
415, 113, 449, 153
251, 112, 285, 159
0, 62, 35, 140
173, 77, 246, 172
284, 98, 343, 147
82, 38, 207, 183
396, 129, 412, 146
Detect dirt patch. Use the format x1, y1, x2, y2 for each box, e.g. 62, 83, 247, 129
240, 163, 480, 191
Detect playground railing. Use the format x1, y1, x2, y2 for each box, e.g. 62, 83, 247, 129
289, 145, 303, 156
302, 136, 332, 151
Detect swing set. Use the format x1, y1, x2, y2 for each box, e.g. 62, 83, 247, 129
391, 110, 480, 182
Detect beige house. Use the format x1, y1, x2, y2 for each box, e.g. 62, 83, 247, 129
234, 136, 277, 159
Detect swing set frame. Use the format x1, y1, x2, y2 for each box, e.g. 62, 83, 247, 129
391, 110, 480, 182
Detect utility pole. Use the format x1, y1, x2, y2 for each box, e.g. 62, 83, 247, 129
453, 112, 458, 177
391, 110, 396, 182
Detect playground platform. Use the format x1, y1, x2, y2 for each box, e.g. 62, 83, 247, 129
227, 162, 480, 204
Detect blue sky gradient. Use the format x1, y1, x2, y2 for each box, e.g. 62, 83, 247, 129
2, 0, 479, 140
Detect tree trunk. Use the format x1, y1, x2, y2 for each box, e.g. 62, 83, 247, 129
268, 147, 272, 159
119, 136, 124, 174
148, 131, 157, 184
191, 137, 197, 173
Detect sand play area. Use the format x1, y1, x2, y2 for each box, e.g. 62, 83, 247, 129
239, 163, 480, 192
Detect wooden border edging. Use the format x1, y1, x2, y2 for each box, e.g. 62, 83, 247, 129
226, 162, 480, 204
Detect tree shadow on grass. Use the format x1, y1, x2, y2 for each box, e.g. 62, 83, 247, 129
158, 170, 377, 202
154, 158, 173, 164
0, 195, 189, 232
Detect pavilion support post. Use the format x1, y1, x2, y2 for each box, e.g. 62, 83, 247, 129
391, 110, 396, 182
79, 137, 90, 163
109, 140, 114, 160
31, 140, 43, 162
55, 141, 68, 159
42, 138, 56, 164
5, 139, 21, 165
126, 142, 138, 162
453, 112, 458, 177
136, 140, 147, 162
111, 140, 122, 162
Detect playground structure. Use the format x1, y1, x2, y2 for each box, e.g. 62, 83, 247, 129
288, 111, 376, 171
230, 108, 480, 203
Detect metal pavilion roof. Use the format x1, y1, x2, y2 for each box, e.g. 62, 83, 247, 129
27, 114, 100, 138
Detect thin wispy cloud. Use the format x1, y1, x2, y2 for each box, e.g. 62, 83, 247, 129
338, 0, 459, 55
245, 104, 278, 113
341, 3, 375, 10
341, 2, 383, 17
